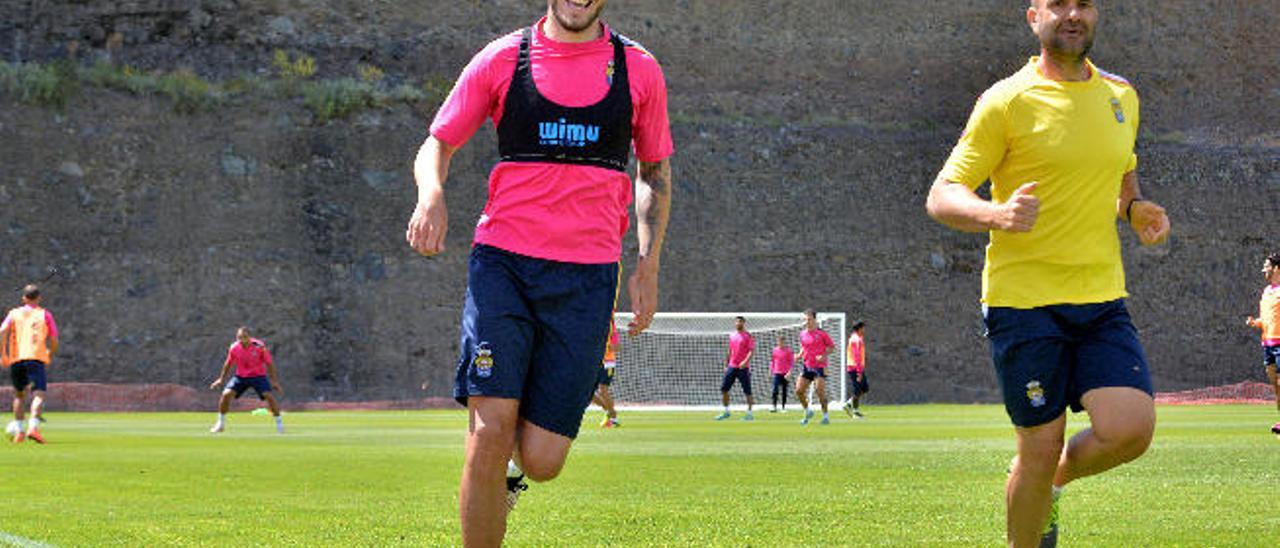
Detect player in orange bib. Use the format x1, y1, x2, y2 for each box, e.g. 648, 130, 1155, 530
592, 324, 621, 428
1245, 253, 1280, 429
0, 284, 59, 444
842, 321, 868, 419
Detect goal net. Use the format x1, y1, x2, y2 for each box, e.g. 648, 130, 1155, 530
607, 312, 847, 410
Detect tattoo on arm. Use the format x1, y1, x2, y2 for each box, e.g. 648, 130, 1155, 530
637, 160, 671, 223
635, 160, 672, 257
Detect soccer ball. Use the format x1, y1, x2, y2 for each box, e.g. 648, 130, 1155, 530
4, 421, 19, 440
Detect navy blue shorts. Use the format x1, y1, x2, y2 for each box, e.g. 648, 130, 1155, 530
227, 375, 272, 399
1263, 345, 1280, 367
721, 367, 752, 395
800, 367, 826, 380
453, 244, 618, 439
597, 364, 616, 386
847, 370, 869, 396
772, 373, 789, 389
8, 360, 47, 392
984, 299, 1153, 428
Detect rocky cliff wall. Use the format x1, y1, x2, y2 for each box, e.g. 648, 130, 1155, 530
1, 1, 1276, 403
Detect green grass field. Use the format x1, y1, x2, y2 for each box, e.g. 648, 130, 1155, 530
0, 404, 1276, 547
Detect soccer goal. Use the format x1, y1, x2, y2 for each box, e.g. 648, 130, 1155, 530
607, 312, 848, 410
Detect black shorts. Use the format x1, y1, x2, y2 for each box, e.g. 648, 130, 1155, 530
226, 375, 272, 400
453, 244, 618, 439
8, 360, 48, 392
800, 367, 826, 380
1263, 345, 1280, 367
984, 299, 1152, 428
721, 367, 752, 395
847, 370, 870, 395
597, 364, 615, 386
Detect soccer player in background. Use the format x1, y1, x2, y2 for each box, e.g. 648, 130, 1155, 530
794, 309, 834, 425
404, 0, 673, 544
926, 1, 1170, 545
715, 316, 755, 421
842, 321, 868, 419
0, 284, 59, 444
209, 327, 285, 434
592, 323, 622, 428
1245, 253, 1280, 426
769, 334, 794, 412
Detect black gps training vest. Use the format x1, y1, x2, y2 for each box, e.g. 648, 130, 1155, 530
496, 26, 633, 172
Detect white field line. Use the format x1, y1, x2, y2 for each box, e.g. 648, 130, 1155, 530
0, 531, 54, 548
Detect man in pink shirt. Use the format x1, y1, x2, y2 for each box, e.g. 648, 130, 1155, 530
794, 309, 835, 425
209, 327, 284, 434
769, 334, 794, 413
715, 316, 756, 421
404, 1, 673, 545
0, 284, 59, 443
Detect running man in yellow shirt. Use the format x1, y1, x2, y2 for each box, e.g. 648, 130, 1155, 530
926, 1, 1170, 546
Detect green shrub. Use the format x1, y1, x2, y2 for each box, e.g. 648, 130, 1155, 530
158, 69, 219, 113
303, 78, 376, 122
358, 64, 385, 83
273, 50, 317, 80
83, 61, 159, 95
0, 61, 78, 108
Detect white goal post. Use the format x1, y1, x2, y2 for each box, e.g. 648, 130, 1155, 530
604, 312, 848, 410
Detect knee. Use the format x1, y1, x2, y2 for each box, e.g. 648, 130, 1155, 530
1018, 439, 1065, 476
469, 420, 517, 462
518, 450, 565, 483
1101, 420, 1155, 462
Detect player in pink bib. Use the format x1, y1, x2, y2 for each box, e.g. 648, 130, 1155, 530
404, 2, 674, 545
794, 309, 834, 425
209, 327, 284, 434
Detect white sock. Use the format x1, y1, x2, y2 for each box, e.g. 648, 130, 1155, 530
507, 460, 523, 478
723, 406, 730, 413
274, 416, 283, 427
1052, 485, 1063, 500
27, 418, 39, 432
823, 412, 829, 419
216, 413, 226, 423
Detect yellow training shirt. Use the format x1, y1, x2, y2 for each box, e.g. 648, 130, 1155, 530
939, 57, 1140, 308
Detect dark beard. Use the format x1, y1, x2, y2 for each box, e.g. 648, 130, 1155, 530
1047, 32, 1093, 63
551, 2, 601, 33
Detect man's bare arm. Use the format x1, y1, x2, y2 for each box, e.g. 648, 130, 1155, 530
627, 158, 672, 334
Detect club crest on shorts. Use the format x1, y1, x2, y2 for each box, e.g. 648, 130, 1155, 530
1026, 381, 1046, 408
473, 342, 495, 378
1110, 98, 1125, 123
